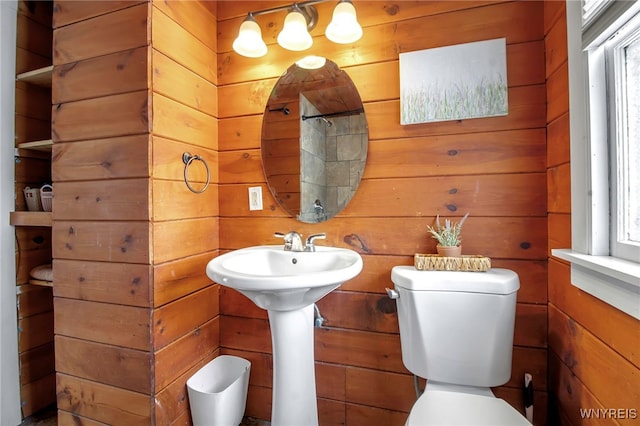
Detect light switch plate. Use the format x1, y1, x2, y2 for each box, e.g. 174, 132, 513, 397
248, 187, 263, 211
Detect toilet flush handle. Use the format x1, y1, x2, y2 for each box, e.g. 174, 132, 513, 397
385, 288, 399, 299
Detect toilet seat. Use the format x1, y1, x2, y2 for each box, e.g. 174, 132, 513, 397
406, 390, 531, 425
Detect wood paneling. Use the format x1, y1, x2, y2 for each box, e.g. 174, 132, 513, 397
217, 1, 549, 423
152, 136, 218, 182
548, 306, 640, 411
152, 251, 216, 308
52, 1, 145, 28
153, 286, 219, 350
52, 221, 150, 263
151, 93, 218, 149
36, 0, 640, 423
20, 373, 56, 420
53, 259, 151, 307
549, 260, 639, 368
56, 373, 150, 425
152, 217, 218, 264
217, 1, 544, 85
53, 3, 148, 65
151, 5, 217, 84
50, 1, 221, 423
54, 298, 150, 350
219, 217, 547, 259
52, 135, 151, 181
16, 1, 53, 74
544, 2, 640, 424
55, 335, 151, 394
51, 90, 150, 142
15, 227, 52, 284
53, 179, 150, 220
148, 1, 220, 421
53, 46, 148, 104
18, 311, 54, 352
151, 50, 218, 117
14, 2, 54, 416
154, 350, 218, 425
153, 317, 220, 392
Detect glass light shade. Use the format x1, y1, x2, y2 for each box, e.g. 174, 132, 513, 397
277, 10, 313, 51
326, 1, 363, 44
296, 55, 327, 69
233, 17, 267, 58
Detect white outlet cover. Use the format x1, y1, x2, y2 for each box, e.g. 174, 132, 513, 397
248, 187, 263, 211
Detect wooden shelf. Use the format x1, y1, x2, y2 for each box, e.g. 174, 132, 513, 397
16, 65, 53, 87
29, 279, 53, 287
10, 211, 52, 227
17, 139, 53, 152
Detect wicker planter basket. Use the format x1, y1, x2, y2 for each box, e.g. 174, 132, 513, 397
414, 253, 491, 272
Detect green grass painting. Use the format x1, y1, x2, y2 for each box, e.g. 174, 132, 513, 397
400, 38, 508, 125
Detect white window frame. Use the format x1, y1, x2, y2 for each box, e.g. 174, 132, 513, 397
552, 0, 640, 320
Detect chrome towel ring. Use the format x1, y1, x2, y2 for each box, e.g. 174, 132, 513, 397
182, 152, 210, 194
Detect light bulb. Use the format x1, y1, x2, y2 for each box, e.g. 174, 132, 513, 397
277, 10, 313, 51
233, 15, 267, 58
296, 55, 327, 69
326, 1, 362, 44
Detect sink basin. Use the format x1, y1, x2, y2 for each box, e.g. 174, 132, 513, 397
206, 245, 363, 311
206, 243, 363, 425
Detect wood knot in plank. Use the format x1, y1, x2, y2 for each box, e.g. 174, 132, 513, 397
344, 233, 371, 254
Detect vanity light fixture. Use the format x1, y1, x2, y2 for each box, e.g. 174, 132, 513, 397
326, 0, 363, 44
277, 4, 314, 51
233, 14, 268, 58
232, 0, 362, 58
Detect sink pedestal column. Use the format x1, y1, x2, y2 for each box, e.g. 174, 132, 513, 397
268, 304, 318, 426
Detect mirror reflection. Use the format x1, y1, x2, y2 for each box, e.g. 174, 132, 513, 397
262, 59, 368, 223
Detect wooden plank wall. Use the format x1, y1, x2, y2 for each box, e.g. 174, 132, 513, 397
544, 2, 640, 425
51, 1, 219, 424
14, 0, 54, 418
52, 2, 153, 423
149, 1, 219, 424
217, 1, 548, 424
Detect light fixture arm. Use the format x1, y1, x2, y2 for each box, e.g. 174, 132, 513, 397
247, 0, 327, 30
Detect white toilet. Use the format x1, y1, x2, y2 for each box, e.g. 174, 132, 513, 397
390, 266, 531, 425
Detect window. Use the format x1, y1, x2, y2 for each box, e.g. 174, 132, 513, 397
553, 0, 640, 320
608, 11, 640, 262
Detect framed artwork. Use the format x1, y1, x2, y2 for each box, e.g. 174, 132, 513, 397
399, 38, 508, 125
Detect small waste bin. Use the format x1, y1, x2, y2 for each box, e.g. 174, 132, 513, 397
187, 355, 251, 426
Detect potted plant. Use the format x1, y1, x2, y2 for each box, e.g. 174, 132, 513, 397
426, 212, 469, 257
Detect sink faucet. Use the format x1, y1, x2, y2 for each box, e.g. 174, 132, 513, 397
274, 231, 305, 251
304, 233, 326, 252
274, 232, 326, 252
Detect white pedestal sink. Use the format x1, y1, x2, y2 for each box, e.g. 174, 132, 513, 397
206, 245, 363, 426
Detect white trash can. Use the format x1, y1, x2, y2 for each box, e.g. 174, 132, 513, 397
187, 355, 251, 426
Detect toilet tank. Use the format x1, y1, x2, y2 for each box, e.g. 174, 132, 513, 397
391, 267, 519, 387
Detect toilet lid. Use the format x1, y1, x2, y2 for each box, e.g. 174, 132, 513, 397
406, 390, 531, 425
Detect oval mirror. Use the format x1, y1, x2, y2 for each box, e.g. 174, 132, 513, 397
262, 59, 368, 223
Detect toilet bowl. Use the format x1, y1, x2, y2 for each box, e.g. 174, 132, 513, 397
406, 387, 531, 425
389, 266, 531, 425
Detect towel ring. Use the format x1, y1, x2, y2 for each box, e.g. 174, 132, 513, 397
182, 152, 210, 194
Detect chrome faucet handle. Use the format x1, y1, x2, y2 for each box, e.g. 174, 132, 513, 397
274, 231, 304, 251
304, 233, 326, 252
